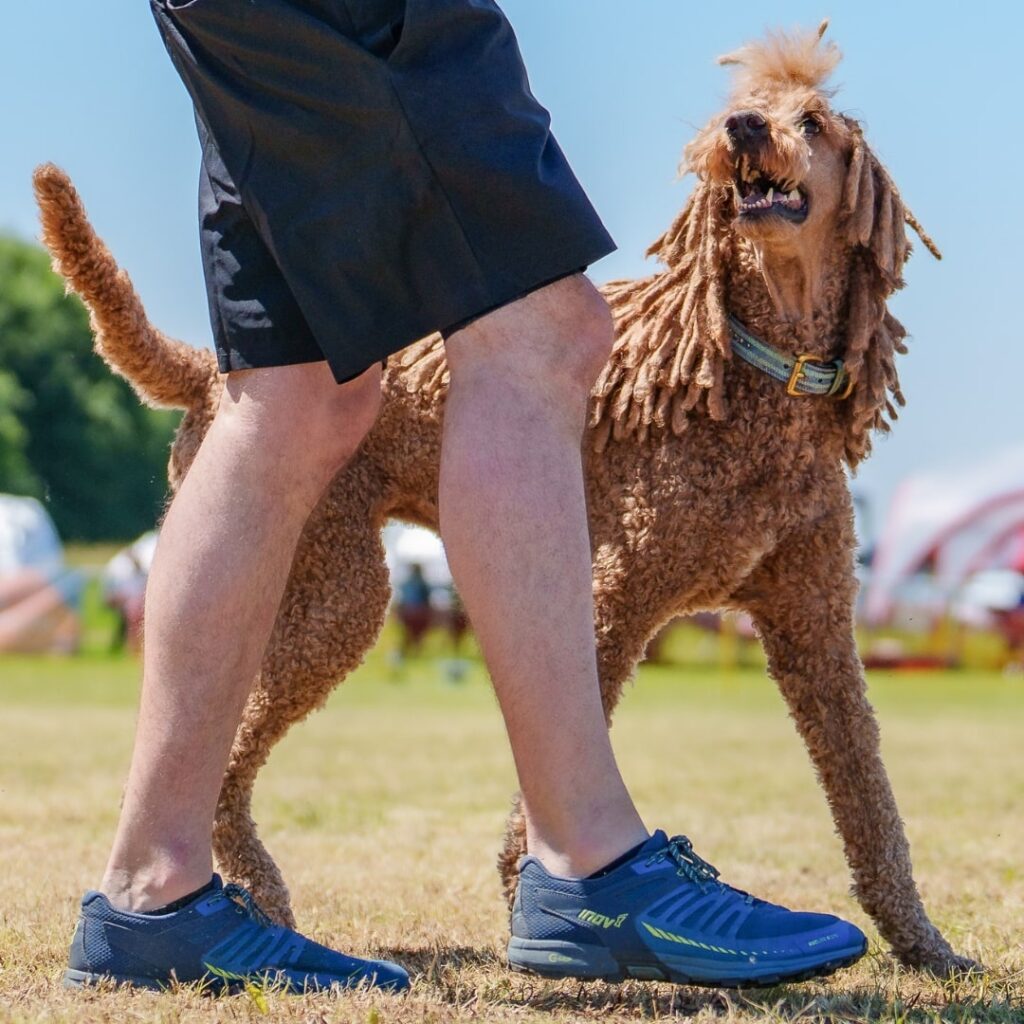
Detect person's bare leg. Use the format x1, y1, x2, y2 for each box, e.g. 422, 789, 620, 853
101, 361, 381, 912
441, 275, 647, 878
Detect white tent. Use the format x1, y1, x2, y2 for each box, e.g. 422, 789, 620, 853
864, 444, 1024, 625
0, 494, 63, 579
0, 494, 80, 653
103, 531, 159, 607
100, 531, 159, 650
382, 521, 452, 590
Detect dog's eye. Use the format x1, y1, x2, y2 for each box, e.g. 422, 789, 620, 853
800, 115, 822, 136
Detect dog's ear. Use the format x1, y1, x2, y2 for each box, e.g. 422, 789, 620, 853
682, 118, 736, 186
591, 180, 733, 450
836, 120, 938, 467
841, 124, 913, 285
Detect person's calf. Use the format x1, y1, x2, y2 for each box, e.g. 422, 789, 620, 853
439, 274, 644, 879
99, 361, 382, 914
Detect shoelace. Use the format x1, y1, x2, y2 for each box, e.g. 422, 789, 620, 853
223, 883, 275, 928
646, 835, 720, 885
647, 836, 755, 904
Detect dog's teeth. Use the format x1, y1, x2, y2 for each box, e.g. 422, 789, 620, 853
766, 187, 775, 203
788, 189, 800, 202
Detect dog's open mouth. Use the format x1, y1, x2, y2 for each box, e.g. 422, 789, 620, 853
733, 157, 809, 223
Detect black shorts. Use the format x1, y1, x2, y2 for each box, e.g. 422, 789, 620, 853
151, 0, 616, 382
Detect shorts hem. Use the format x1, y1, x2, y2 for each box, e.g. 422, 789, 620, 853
318, 234, 616, 384
439, 267, 585, 339
212, 233, 614, 386
215, 345, 326, 375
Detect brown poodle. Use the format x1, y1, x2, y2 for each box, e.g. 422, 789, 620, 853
33, 22, 973, 975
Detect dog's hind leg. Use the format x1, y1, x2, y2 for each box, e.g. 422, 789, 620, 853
212, 504, 391, 927
736, 507, 975, 974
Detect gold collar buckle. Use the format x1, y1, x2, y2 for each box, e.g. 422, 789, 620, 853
786, 354, 818, 396
786, 355, 854, 399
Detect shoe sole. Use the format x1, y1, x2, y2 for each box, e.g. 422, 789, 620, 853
507, 936, 868, 989
64, 969, 171, 991
63, 967, 408, 993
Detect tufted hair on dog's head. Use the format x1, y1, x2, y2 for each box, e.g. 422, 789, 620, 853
591, 21, 939, 466
719, 19, 841, 95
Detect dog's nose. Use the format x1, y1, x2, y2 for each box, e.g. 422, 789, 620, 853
725, 110, 768, 146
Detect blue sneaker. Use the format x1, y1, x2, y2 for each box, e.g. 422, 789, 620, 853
64, 875, 409, 993
509, 831, 867, 988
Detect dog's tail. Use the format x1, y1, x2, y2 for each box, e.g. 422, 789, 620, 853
33, 163, 214, 410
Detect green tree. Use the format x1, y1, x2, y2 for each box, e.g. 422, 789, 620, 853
0, 368, 38, 496
0, 234, 180, 541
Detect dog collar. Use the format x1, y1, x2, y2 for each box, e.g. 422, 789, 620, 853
728, 315, 853, 399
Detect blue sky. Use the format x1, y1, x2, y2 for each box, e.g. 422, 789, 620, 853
2, 2, 1021, 528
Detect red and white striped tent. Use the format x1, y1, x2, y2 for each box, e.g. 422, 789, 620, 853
864, 444, 1024, 625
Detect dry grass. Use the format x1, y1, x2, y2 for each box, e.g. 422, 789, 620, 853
1, 642, 1021, 1023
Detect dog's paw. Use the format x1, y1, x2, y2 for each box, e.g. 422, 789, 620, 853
924, 951, 985, 978
894, 934, 984, 977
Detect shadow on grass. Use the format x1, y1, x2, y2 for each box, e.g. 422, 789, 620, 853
385, 946, 1021, 1023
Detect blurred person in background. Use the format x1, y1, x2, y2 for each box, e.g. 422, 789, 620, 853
0, 493, 80, 654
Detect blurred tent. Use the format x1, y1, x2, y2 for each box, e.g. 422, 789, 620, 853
382, 522, 452, 591
955, 568, 1024, 619
864, 444, 1024, 626
102, 531, 159, 651
381, 522, 471, 671
0, 493, 80, 653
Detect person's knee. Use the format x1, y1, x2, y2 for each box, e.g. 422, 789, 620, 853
447, 274, 615, 403
218, 361, 381, 473
326, 364, 383, 445
553, 278, 616, 393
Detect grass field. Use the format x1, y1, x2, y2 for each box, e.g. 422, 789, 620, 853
1, 640, 1021, 1023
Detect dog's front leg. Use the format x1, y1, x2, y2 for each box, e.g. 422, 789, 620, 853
737, 509, 977, 975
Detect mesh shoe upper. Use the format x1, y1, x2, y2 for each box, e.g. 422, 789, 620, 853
513, 831, 864, 965
68, 875, 409, 991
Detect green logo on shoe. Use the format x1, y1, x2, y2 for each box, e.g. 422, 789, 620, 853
578, 909, 629, 929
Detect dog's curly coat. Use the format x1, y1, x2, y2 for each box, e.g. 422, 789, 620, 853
34, 23, 972, 974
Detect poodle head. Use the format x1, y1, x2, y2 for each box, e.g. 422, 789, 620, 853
594, 22, 939, 464
684, 21, 858, 256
